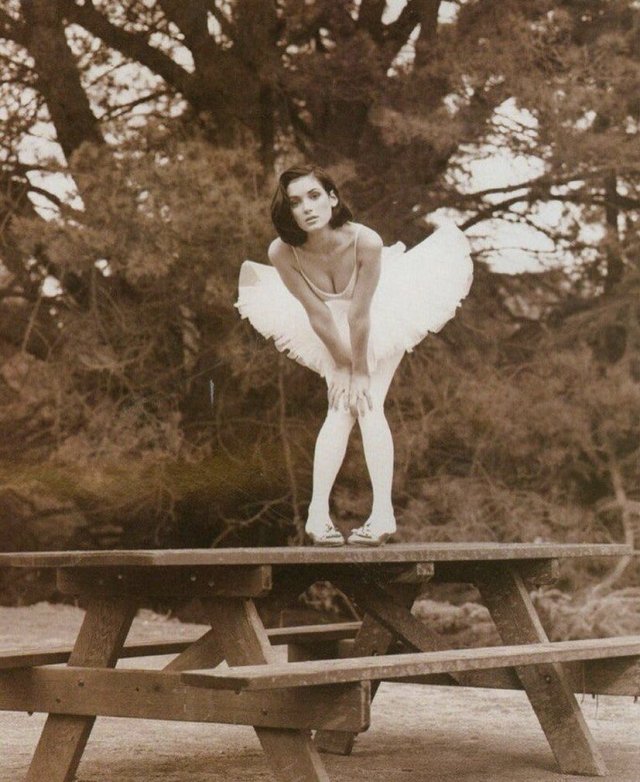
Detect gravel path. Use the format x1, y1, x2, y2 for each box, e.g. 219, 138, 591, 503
1, 604, 639, 782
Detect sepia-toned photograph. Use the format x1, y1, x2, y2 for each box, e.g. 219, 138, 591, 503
0, 2, 639, 780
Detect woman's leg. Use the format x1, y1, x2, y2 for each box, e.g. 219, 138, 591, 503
355, 350, 404, 532
306, 403, 357, 531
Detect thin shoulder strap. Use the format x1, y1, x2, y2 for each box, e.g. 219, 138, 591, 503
289, 242, 320, 290
352, 224, 363, 267
289, 243, 301, 270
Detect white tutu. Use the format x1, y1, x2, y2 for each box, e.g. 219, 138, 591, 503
235, 222, 473, 379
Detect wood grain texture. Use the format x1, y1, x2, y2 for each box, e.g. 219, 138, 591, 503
161, 627, 225, 672
314, 632, 640, 697
0, 542, 631, 568
57, 565, 272, 598
203, 597, 337, 782
25, 597, 136, 782
181, 637, 640, 690
0, 667, 368, 731
477, 565, 608, 776
381, 657, 640, 696
0, 622, 362, 670
434, 558, 560, 587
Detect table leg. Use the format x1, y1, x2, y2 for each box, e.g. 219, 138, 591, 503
476, 564, 607, 776
204, 597, 330, 782
25, 596, 136, 782
314, 608, 406, 755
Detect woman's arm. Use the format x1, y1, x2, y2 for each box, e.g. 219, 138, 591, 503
268, 239, 352, 410
268, 239, 351, 368
347, 227, 383, 413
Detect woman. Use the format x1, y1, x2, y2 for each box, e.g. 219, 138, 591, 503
236, 165, 473, 546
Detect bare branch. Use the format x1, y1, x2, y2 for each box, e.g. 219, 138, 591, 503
26, 183, 84, 220
452, 167, 640, 204
58, 0, 193, 96
98, 89, 171, 120
459, 194, 537, 229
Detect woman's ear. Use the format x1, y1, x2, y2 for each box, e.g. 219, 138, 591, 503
329, 190, 339, 208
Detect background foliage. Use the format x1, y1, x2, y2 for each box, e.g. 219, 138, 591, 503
0, 1, 639, 632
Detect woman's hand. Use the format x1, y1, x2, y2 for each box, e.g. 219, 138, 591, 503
328, 365, 351, 411
349, 371, 373, 417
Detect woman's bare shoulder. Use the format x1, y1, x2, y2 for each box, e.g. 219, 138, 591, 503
267, 237, 294, 267
353, 223, 383, 252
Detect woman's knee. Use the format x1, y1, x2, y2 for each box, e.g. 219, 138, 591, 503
357, 407, 390, 433
324, 405, 357, 428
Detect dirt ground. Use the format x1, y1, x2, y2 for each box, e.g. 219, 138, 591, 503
1, 603, 639, 782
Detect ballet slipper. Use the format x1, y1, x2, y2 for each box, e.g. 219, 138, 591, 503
347, 516, 396, 546
305, 519, 345, 547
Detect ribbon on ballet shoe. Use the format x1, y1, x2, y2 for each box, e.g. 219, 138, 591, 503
347, 518, 395, 546
305, 520, 345, 547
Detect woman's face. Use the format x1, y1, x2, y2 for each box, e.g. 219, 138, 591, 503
286, 174, 338, 233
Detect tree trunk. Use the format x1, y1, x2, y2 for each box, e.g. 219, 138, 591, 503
21, 0, 104, 161
414, 0, 442, 69
603, 172, 623, 292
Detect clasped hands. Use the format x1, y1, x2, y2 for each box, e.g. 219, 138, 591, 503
328, 366, 373, 417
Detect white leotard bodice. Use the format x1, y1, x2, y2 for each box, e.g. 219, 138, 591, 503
290, 225, 363, 302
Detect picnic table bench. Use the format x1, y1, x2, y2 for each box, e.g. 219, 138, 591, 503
0, 542, 638, 782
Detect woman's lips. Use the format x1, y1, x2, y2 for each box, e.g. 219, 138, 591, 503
305, 216, 318, 224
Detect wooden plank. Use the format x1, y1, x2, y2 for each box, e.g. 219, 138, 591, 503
181, 637, 640, 691
57, 565, 272, 598
203, 597, 336, 782
383, 656, 640, 696
579, 655, 640, 696
351, 562, 435, 584
270, 622, 361, 645
0, 622, 362, 670
435, 559, 560, 587
336, 632, 640, 696
25, 597, 136, 782
7, 630, 625, 699
477, 565, 608, 776
0, 667, 368, 731
0, 640, 199, 669
0, 542, 631, 568
288, 642, 341, 662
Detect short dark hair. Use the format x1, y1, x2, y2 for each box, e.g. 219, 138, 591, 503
271, 164, 354, 246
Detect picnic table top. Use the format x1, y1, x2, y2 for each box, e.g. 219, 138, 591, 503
0, 542, 631, 568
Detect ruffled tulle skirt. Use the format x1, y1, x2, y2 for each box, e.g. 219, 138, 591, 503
235, 221, 473, 379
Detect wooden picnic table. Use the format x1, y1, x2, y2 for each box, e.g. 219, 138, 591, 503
0, 542, 638, 782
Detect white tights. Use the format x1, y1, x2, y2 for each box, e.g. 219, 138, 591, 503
306, 351, 405, 529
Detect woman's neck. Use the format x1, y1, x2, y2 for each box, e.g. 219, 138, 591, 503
302, 224, 351, 255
